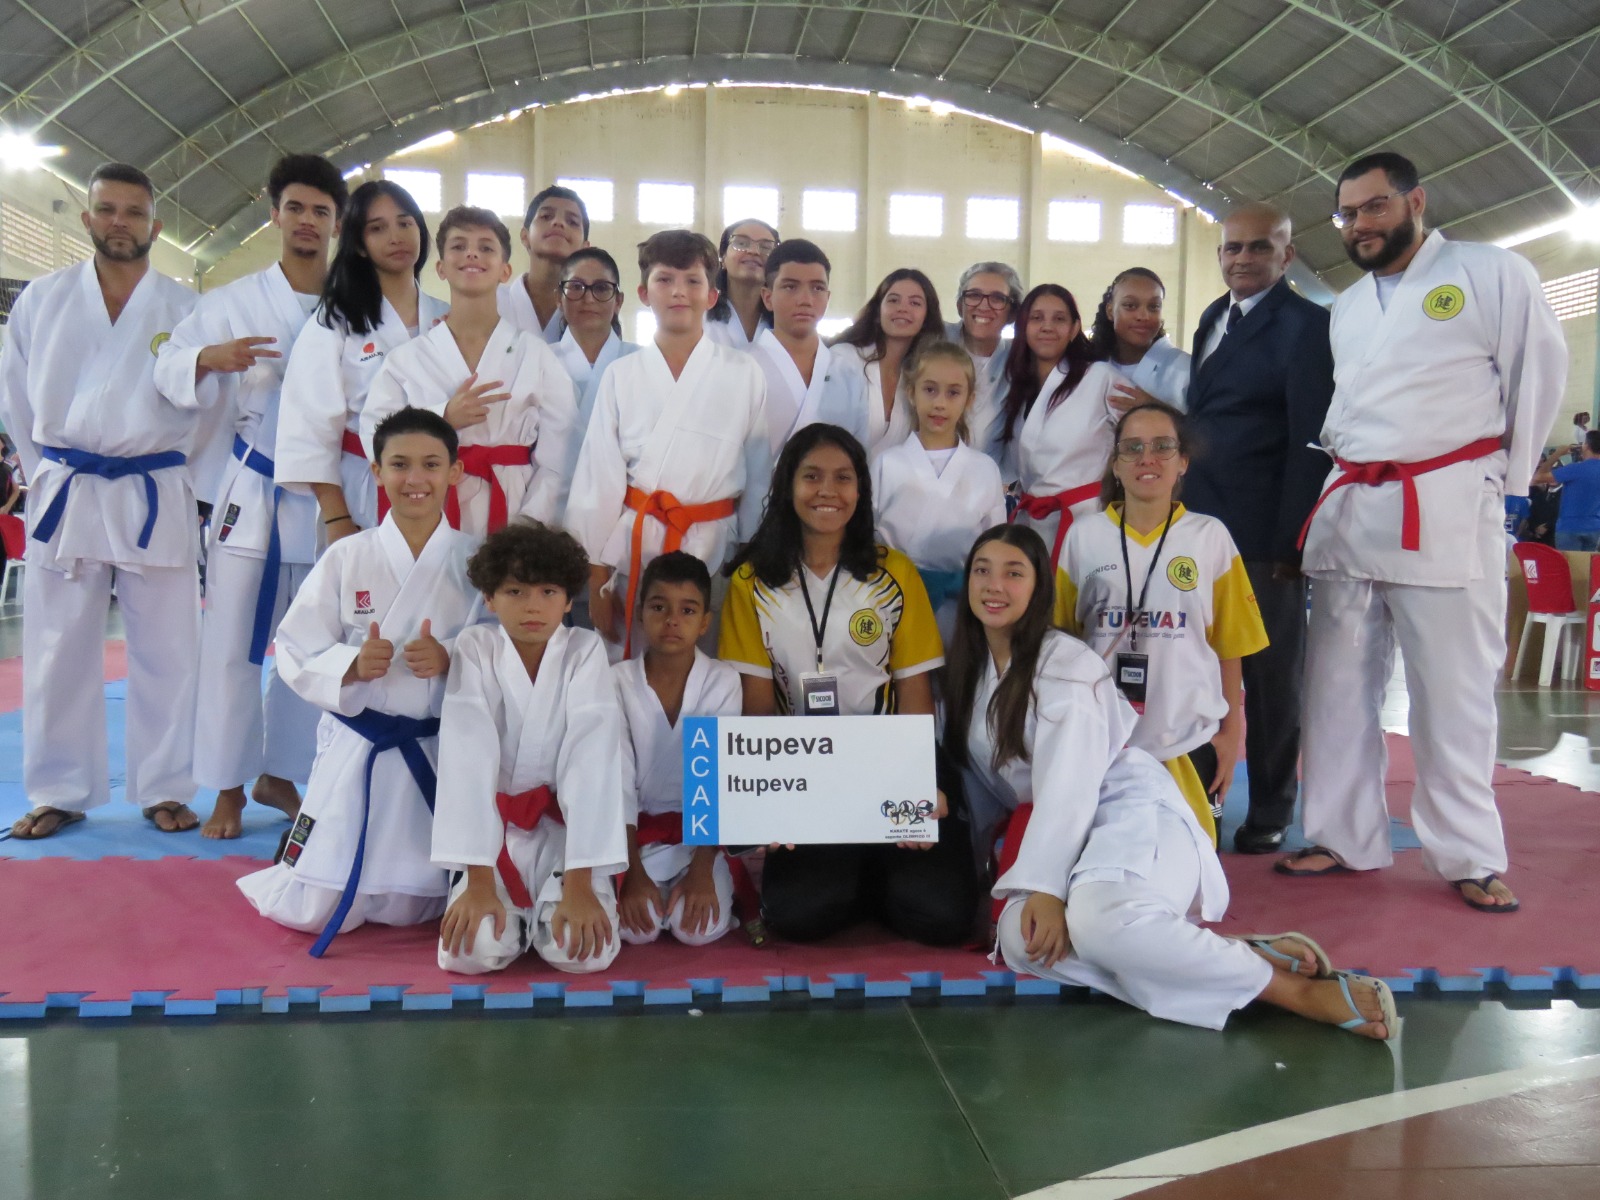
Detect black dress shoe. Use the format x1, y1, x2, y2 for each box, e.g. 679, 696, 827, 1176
1232, 824, 1286, 854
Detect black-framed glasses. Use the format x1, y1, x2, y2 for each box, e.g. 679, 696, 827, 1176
728, 234, 778, 255
1115, 437, 1180, 461
960, 289, 1013, 311
560, 279, 620, 302
1331, 189, 1414, 229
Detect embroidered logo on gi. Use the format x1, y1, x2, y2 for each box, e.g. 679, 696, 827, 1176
1423, 285, 1465, 321
354, 589, 374, 615
281, 812, 315, 868
149, 331, 171, 356
358, 341, 383, 362
216, 502, 241, 542
1166, 556, 1199, 591
848, 609, 883, 646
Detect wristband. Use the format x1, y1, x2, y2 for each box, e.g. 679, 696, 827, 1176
325, 514, 354, 526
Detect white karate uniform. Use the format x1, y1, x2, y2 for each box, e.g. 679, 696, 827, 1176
433, 623, 629, 974
496, 276, 566, 344
966, 631, 1271, 1030
275, 290, 449, 533
565, 335, 770, 610
827, 341, 914, 455
1300, 231, 1566, 881
1013, 361, 1121, 558
360, 318, 580, 538
613, 650, 743, 945
0, 260, 203, 815
871, 435, 1007, 639
156, 263, 324, 791
237, 516, 479, 934
551, 329, 639, 483
705, 310, 763, 351
943, 321, 1012, 468
751, 329, 870, 454
1112, 336, 1190, 411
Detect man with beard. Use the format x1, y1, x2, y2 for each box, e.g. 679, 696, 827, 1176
1, 164, 208, 838
1277, 152, 1566, 913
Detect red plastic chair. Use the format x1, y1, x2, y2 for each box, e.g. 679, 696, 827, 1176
0, 513, 23, 607
1511, 542, 1583, 686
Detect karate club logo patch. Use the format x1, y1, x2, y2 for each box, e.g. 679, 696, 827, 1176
1423, 285, 1466, 321
354, 589, 375, 615
149, 331, 170, 356
358, 341, 383, 362
848, 609, 883, 646
1166, 557, 1199, 591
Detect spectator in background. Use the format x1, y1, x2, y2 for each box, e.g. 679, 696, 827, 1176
1573, 411, 1590, 450
1534, 433, 1600, 551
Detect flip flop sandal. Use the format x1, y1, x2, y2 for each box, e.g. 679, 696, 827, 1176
1273, 846, 1352, 877
1331, 970, 1400, 1042
1246, 932, 1334, 978
142, 801, 199, 833
1451, 874, 1521, 914
9, 807, 86, 840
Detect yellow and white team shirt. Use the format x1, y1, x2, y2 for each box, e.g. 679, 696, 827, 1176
720, 546, 944, 715
1054, 504, 1267, 761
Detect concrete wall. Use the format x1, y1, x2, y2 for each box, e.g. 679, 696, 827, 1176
1509, 231, 1600, 430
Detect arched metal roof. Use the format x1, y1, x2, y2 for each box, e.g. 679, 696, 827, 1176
2, 0, 1596, 287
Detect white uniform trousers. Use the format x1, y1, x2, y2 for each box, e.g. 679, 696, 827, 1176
438, 817, 622, 975
237, 864, 445, 934
21, 555, 200, 813
193, 547, 320, 789
998, 805, 1272, 1031
1301, 512, 1507, 881
617, 843, 736, 947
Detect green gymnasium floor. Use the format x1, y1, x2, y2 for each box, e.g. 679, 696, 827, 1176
2, 610, 1599, 1199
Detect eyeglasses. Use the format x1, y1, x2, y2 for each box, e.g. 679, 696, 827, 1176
560, 279, 620, 302
1331, 189, 1414, 229
728, 235, 778, 255
1115, 437, 1180, 461
960, 289, 1013, 311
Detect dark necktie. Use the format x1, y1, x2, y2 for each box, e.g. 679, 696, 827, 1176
1226, 302, 1243, 332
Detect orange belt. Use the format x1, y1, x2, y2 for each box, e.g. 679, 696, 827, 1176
1296, 436, 1502, 552
1011, 482, 1101, 569
447, 443, 533, 535
495, 785, 561, 909
621, 485, 737, 657
341, 430, 389, 521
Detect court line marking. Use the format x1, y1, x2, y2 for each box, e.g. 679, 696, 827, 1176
1018, 1052, 1600, 1199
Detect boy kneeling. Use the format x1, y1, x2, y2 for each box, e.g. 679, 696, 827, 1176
435, 521, 627, 974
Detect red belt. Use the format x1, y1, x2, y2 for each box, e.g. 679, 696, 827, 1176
1011, 482, 1101, 569
447, 443, 533, 536
1297, 436, 1501, 552
990, 802, 1034, 924
628, 809, 763, 934
495, 785, 561, 909
621, 485, 737, 657
341, 430, 389, 521
635, 811, 682, 847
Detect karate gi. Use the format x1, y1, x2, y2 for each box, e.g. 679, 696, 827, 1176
970, 631, 1271, 1030
496, 276, 566, 344
0, 260, 203, 815
275, 291, 449, 533
565, 336, 770, 651
705, 310, 763, 351
1300, 230, 1566, 881
942, 321, 1012, 468
1112, 336, 1190, 410
871, 435, 1007, 639
360, 318, 579, 539
237, 515, 479, 936
1011, 361, 1121, 568
551, 329, 639, 483
827, 341, 914, 455
156, 263, 324, 791
613, 650, 743, 945
751, 329, 869, 455
433, 623, 630, 974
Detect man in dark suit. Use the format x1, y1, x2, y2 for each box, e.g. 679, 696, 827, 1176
1183, 203, 1335, 853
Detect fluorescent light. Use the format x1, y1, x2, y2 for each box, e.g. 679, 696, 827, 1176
1495, 204, 1600, 249
0, 133, 64, 170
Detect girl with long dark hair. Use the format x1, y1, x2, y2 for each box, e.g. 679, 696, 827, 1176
719, 423, 977, 944
277, 179, 447, 536
942, 523, 1396, 1039
706, 218, 779, 349
1090, 267, 1191, 409
829, 268, 946, 455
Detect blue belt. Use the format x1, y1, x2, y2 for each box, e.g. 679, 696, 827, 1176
31, 446, 186, 550
918, 568, 965, 611
309, 708, 442, 958
231, 435, 284, 666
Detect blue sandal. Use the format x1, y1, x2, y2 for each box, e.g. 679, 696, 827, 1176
1246, 932, 1333, 978
1331, 970, 1400, 1041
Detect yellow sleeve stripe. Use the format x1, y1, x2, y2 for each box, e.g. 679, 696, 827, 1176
884, 549, 945, 673
715, 567, 774, 670
1207, 555, 1270, 660
1052, 567, 1083, 637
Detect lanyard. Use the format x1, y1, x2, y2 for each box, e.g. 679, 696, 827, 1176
1119, 503, 1176, 652
798, 564, 842, 672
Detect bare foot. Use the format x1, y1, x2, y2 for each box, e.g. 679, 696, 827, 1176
1454, 876, 1519, 911
10, 807, 85, 839
202, 787, 247, 839
143, 801, 200, 833
1260, 970, 1391, 1040
252, 775, 302, 820
1273, 847, 1349, 877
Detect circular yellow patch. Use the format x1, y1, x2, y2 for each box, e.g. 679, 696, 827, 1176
1166, 556, 1199, 592
848, 609, 883, 646
1422, 285, 1465, 321
149, 331, 171, 355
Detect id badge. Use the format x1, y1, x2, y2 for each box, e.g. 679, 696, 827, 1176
1114, 652, 1149, 714
799, 671, 841, 716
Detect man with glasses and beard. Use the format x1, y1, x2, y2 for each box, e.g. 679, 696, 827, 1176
1278, 152, 1566, 915
1, 163, 208, 839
